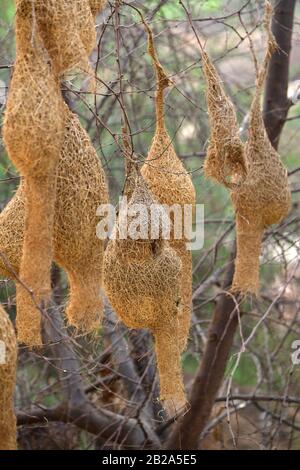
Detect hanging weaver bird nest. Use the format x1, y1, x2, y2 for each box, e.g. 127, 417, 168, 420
140, 18, 196, 352
103, 170, 186, 414
3, 0, 66, 346
89, 0, 107, 17
201, 48, 247, 188
0, 305, 17, 450
231, 1, 291, 294
4, 1, 66, 178
28, 0, 106, 76
2, 1, 106, 346
0, 107, 109, 338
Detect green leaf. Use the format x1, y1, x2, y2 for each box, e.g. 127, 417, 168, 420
202, 0, 222, 13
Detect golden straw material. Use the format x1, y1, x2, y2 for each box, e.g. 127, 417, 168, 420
0, 305, 17, 450
89, 0, 107, 16
15, 175, 59, 346
3, 1, 66, 345
140, 19, 195, 351
201, 50, 247, 188
0, 108, 109, 336
231, 1, 291, 294
171, 241, 193, 349
2, 1, 106, 345
103, 174, 186, 413
23, 0, 103, 76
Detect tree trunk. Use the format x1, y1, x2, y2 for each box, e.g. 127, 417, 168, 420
263, 0, 296, 149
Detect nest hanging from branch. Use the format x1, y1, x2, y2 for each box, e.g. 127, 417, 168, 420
0, 305, 17, 450
201, 49, 247, 188
231, 1, 291, 294
3, 1, 66, 346
104, 160, 186, 414
140, 17, 196, 352
198, 1, 290, 295
0, 108, 109, 337
2, 1, 107, 346
180, 0, 247, 188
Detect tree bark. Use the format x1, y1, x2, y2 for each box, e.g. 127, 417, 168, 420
263, 0, 296, 149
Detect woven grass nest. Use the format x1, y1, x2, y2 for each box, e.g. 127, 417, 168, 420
0, 305, 17, 450
0, 107, 109, 345
2, 0, 107, 346
103, 166, 186, 414
17, 0, 105, 76
201, 49, 247, 188
140, 18, 196, 352
202, 1, 291, 295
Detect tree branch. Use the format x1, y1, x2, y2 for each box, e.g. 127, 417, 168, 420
17, 299, 156, 449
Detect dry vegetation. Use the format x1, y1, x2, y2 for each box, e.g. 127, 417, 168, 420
0, 0, 299, 450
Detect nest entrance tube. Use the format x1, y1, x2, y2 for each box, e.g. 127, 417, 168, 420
16, 175, 58, 346
0, 305, 17, 450
231, 215, 263, 294
154, 324, 185, 414
140, 15, 196, 352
